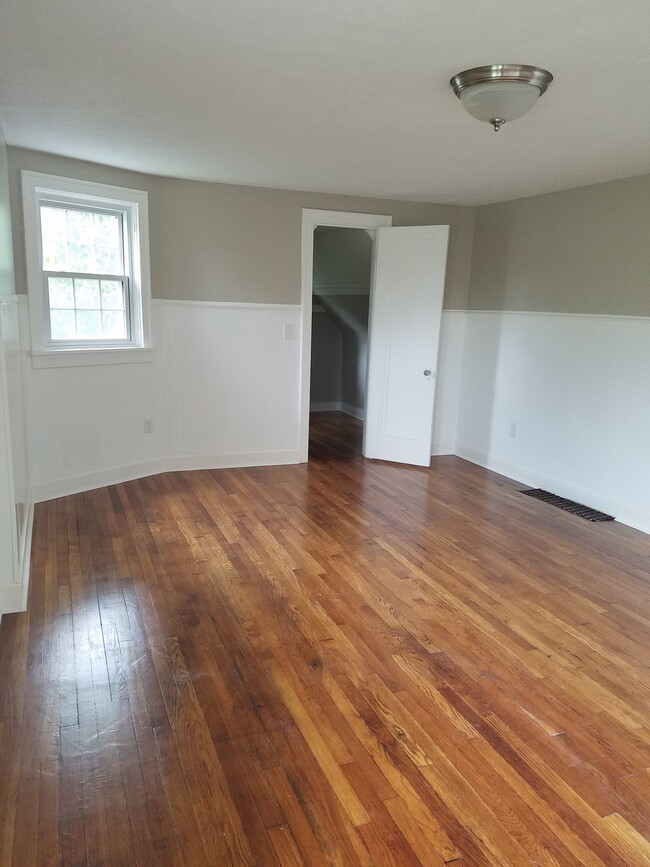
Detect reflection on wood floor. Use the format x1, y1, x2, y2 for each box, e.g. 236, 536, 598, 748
1, 411, 650, 865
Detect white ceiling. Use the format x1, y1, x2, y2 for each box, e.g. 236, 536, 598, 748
1, 0, 649, 206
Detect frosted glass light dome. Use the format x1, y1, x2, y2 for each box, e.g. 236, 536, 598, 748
450, 65, 553, 131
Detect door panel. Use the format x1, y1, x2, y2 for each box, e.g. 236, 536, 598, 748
363, 225, 449, 466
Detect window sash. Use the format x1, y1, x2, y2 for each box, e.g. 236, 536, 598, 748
44, 272, 132, 346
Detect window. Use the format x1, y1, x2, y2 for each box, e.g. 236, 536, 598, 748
22, 172, 152, 367
41, 204, 128, 342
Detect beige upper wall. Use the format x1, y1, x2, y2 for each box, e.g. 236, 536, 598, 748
0, 124, 15, 296
7, 148, 475, 309
468, 173, 650, 315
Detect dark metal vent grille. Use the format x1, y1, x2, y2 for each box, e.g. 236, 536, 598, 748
520, 488, 614, 522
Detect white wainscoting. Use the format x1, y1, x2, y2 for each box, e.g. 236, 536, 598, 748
159, 300, 301, 469
457, 311, 650, 535
431, 311, 466, 456
21, 297, 165, 501
18, 300, 650, 541
22, 299, 302, 501
0, 296, 32, 615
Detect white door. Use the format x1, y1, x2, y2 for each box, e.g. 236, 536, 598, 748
363, 225, 449, 466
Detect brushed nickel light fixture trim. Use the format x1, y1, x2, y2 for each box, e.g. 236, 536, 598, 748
450, 64, 553, 131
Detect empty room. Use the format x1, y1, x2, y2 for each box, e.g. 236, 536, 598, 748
0, 1, 649, 864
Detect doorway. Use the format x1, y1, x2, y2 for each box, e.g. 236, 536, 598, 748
309, 226, 374, 456
300, 210, 449, 467
299, 210, 392, 462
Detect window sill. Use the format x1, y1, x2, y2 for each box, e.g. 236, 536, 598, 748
30, 347, 156, 369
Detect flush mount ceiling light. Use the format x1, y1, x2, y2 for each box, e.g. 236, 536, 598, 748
450, 64, 553, 131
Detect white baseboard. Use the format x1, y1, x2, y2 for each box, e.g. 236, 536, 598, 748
0, 502, 34, 615
31, 458, 169, 502
164, 450, 301, 473
30, 451, 301, 503
340, 403, 365, 421
455, 445, 650, 536
310, 402, 342, 413
613, 508, 650, 537
0, 583, 26, 615
310, 401, 366, 420
431, 441, 455, 456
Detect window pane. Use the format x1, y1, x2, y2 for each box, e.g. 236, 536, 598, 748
40, 206, 123, 274
50, 310, 76, 341
42, 240, 67, 271
75, 279, 100, 309
40, 207, 68, 241
67, 242, 94, 272
76, 310, 102, 339
48, 277, 74, 309
102, 310, 127, 339
95, 246, 121, 274
100, 280, 125, 310
67, 208, 93, 240
94, 212, 121, 252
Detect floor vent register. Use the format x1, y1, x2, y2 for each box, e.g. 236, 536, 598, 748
520, 488, 615, 522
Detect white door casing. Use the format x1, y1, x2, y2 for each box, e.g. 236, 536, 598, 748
363, 225, 450, 466
299, 209, 392, 461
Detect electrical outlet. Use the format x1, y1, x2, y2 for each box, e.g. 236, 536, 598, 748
143, 418, 154, 434
283, 323, 296, 340
509, 422, 518, 439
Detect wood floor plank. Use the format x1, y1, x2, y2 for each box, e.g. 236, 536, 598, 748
1, 412, 650, 864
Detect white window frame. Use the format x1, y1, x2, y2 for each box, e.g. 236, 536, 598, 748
22, 171, 153, 368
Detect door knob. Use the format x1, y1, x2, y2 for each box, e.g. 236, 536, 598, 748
423, 369, 432, 377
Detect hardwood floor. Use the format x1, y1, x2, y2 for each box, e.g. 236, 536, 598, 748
1, 412, 650, 865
